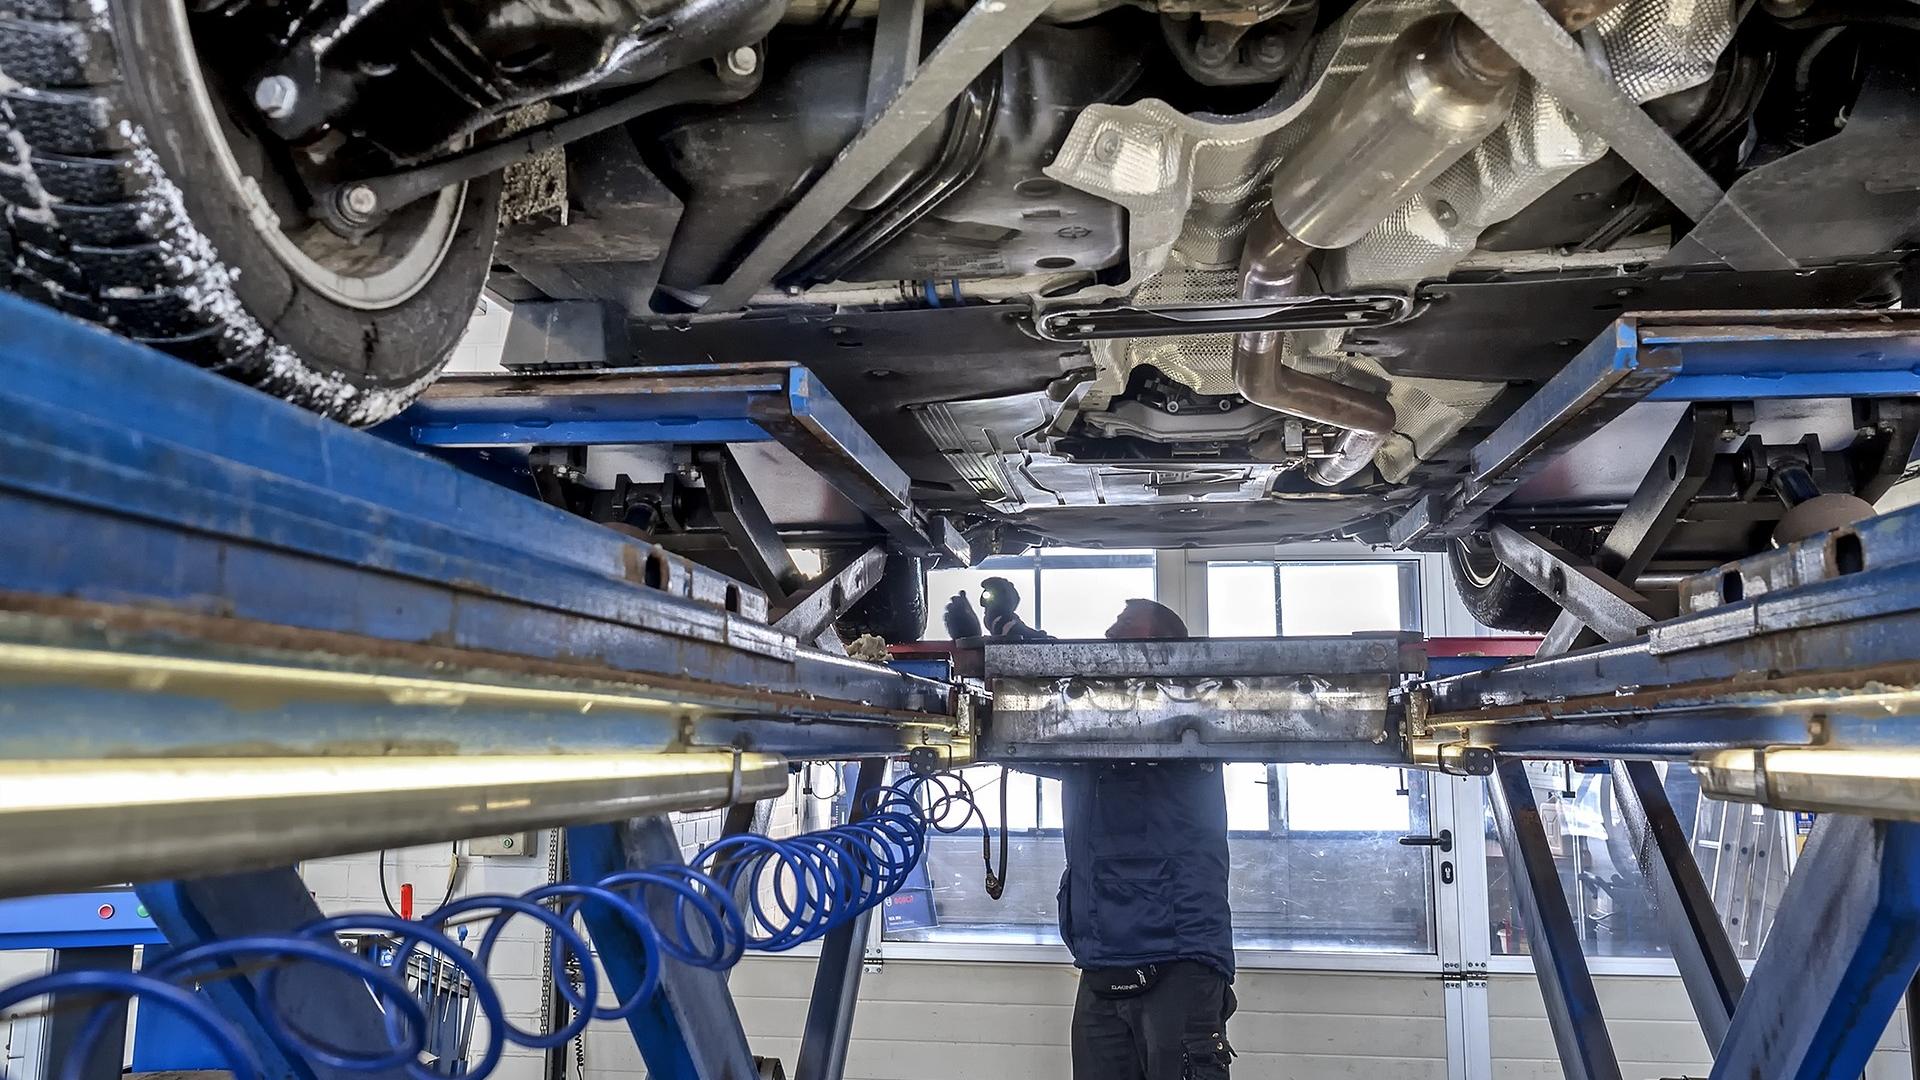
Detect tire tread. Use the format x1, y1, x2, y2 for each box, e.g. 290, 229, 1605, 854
0, 2, 395, 418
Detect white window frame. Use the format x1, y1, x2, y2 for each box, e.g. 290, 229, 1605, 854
882, 541, 1451, 974
879, 541, 1766, 1080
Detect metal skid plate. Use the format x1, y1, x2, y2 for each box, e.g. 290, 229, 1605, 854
1359, 264, 1906, 384
981, 636, 1423, 762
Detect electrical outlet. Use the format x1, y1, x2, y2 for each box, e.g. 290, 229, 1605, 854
461, 833, 534, 857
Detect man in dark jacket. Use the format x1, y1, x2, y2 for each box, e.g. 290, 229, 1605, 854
944, 593, 1236, 1080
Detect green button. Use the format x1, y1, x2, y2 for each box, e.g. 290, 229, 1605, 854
135, 905, 148, 919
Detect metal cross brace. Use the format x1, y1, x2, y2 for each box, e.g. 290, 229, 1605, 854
795, 759, 891, 1080
136, 870, 410, 1080
1534, 405, 1724, 654
773, 546, 891, 644
566, 818, 761, 1080
1610, 760, 1746, 1047
1710, 815, 1920, 1079
1487, 761, 1624, 1080
1488, 525, 1656, 645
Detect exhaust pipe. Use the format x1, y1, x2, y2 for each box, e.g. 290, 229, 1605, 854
1232, 214, 1397, 486
1235, 0, 1626, 485
1232, 215, 1396, 436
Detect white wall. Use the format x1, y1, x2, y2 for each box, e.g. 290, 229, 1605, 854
1, 951, 49, 1079
729, 958, 1450, 1080
717, 964, 1916, 1080
1488, 973, 1912, 1080
301, 836, 563, 1080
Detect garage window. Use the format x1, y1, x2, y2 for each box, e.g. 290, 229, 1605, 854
1486, 761, 1795, 959
887, 548, 1436, 958
926, 547, 1157, 639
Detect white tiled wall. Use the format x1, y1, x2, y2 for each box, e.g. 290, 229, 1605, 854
301, 836, 559, 1080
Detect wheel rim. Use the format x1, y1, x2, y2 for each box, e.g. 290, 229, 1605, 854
1453, 534, 1503, 589
164, 0, 465, 311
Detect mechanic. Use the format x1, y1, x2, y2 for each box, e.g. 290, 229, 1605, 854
945, 589, 1236, 1080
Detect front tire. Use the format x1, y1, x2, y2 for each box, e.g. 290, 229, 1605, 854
0, 0, 499, 423
1448, 532, 1563, 633
836, 553, 928, 644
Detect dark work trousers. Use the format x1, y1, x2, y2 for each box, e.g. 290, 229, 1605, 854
1071, 961, 1236, 1080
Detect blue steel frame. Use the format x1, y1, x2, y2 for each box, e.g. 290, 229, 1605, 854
1709, 816, 1920, 1080
1487, 762, 1623, 1080
0, 892, 161, 951
396, 365, 784, 447
136, 870, 413, 1080
0, 293, 959, 766
1424, 509, 1920, 1080
0, 286, 962, 1080
565, 820, 759, 1080
1419, 500, 1920, 758
1400, 310, 1920, 1080
8, 289, 1920, 1080
0, 894, 253, 1074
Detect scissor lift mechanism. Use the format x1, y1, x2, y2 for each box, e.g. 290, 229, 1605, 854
6, 291, 1920, 1080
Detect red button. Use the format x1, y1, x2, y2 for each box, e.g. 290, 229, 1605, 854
96, 904, 114, 919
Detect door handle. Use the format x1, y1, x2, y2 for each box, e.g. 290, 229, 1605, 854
1398, 828, 1453, 853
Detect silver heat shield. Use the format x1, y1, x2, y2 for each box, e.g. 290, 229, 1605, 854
1042, 0, 1732, 478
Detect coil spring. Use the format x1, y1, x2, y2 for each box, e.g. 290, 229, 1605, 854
0, 771, 990, 1080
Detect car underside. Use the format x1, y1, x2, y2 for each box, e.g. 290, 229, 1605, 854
2, 0, 1917, 635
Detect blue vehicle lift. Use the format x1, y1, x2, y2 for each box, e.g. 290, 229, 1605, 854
5, 290, 1920, 1080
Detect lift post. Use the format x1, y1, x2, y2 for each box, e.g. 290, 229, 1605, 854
136, 869, 410, 1080
795, 758, 892, 1080
1486, 762, 1623, 1080
1709, 815, 1920, 1080
1608, 759, 1746, 1047
567, 819, 761, 1080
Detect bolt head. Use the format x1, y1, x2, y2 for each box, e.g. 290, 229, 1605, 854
253, 75, 299, 120
342, 185, 379, 217
725, 45, 759, 76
